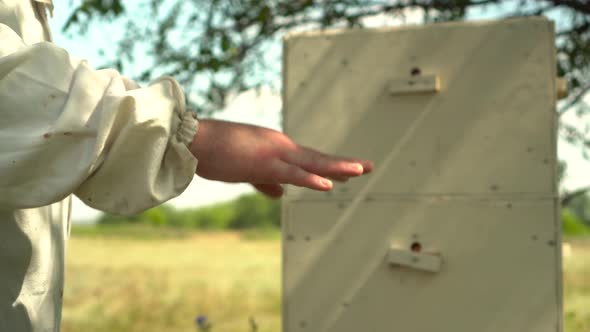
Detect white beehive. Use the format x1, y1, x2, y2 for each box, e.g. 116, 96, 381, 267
282, 17, 562, 332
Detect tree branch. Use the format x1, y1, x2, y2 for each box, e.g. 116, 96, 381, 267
550, 0, 590, 15
557, 83, 590, 117
556, 21, 590, 37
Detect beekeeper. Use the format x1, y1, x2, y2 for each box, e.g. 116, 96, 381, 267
0, 1, 373, 331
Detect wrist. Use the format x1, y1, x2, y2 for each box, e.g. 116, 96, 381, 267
189, 118, 211, 160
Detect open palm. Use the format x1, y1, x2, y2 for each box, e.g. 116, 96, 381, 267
189, 119, 373, 198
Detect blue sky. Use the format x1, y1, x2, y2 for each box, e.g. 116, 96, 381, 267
47, 3, 590, 222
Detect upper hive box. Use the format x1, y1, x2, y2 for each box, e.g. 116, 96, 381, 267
283, 17, 558, 200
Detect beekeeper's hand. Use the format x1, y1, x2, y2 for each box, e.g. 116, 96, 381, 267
190, 119, 373, 198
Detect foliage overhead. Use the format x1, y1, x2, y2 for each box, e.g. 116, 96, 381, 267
63, 1, 590, 110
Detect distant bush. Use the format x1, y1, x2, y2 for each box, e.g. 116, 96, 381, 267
562, 208, 590, 236
176, 203, 236, 230
99, 195, 590, 236
97, 193, 281, 230
98, 213, 140, 224
141, 204, 174, 226
228, 193, 281, 229
564, 193, 590, 228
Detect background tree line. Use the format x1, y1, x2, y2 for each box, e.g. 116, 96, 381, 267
95, 191, 590, 236
98, 193, 281, 230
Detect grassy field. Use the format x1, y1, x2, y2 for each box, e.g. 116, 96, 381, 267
62, 227, 282, 332
61, 226, 590, 332
563, 238, 590, 332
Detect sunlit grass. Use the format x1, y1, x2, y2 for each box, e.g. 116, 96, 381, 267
62, 227, 589, 332
62, 229, 281, 332
563, 238, 590, 332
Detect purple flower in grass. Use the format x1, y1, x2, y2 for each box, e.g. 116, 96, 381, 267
195, 314, 211, 331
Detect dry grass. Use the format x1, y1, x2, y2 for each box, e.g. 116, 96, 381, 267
61, 230, 590, 332
62, 231, 281, 332
563, 238, 590, 332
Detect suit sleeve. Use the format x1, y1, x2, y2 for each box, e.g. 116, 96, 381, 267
0, 23, 199, 215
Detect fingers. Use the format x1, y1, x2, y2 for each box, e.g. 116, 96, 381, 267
285, 146, 374, 178
252, 183, 284, 199
328, 175, 350, 183
266, 145, 374, 192
361, 159, 374, 174
270, 159, 333, 191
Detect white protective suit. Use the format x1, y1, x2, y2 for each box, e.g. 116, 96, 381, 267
0, 1, 199, 331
